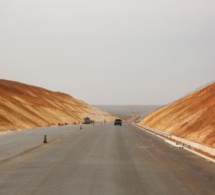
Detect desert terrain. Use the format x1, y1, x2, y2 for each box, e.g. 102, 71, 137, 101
139, 82, 215, 148
95, 105, 160, 122
0, 79, 115, 132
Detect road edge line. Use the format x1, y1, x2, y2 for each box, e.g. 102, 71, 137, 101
133, 123, 215, 164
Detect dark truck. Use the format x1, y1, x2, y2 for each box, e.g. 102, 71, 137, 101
83, 117, 95, 124
114, 119, 122, 126
83, 117, 91, 124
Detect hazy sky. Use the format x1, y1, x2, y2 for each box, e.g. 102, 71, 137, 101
1, 0, 215, 105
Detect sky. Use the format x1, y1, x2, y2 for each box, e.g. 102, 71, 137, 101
0, 0, 215, 105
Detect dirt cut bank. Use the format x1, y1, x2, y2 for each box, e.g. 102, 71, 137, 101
139, 82, 215, 148
0, 79, 115, 131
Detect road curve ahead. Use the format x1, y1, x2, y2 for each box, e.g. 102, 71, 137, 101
0, 124, 215, 195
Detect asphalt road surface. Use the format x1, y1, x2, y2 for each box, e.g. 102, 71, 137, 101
0, 123, 215, 195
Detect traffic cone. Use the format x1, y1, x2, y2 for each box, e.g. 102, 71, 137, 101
43, 135, 47, 143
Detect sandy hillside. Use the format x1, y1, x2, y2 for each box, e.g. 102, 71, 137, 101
139, 82, 215, 148
0, 79, 115, 132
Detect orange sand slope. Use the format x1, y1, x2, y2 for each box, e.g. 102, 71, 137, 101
139, 82, 215, 148
0, 79, 115, 131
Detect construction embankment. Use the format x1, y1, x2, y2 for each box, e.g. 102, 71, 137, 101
0, 79, 116, 132
139, 82, 215, 158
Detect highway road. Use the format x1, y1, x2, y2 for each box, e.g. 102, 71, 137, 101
0, 123, 215, 195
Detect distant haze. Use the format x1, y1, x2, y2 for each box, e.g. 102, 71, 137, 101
1, 0, 214, 105
94, 105, 161, 120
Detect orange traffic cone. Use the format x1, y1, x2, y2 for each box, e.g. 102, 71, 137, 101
43, 135, 47, 143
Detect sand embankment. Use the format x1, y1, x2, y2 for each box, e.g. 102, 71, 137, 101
139, 82, 215, 148
0, 79, 115, 131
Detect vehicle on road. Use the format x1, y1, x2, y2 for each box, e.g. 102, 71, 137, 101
82, 117, 95, 124
114, 119, 122, 126
83, 117, 91, 124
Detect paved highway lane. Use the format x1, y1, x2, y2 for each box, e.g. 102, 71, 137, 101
0, 125, 86, 162
0, 124, 215, 195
